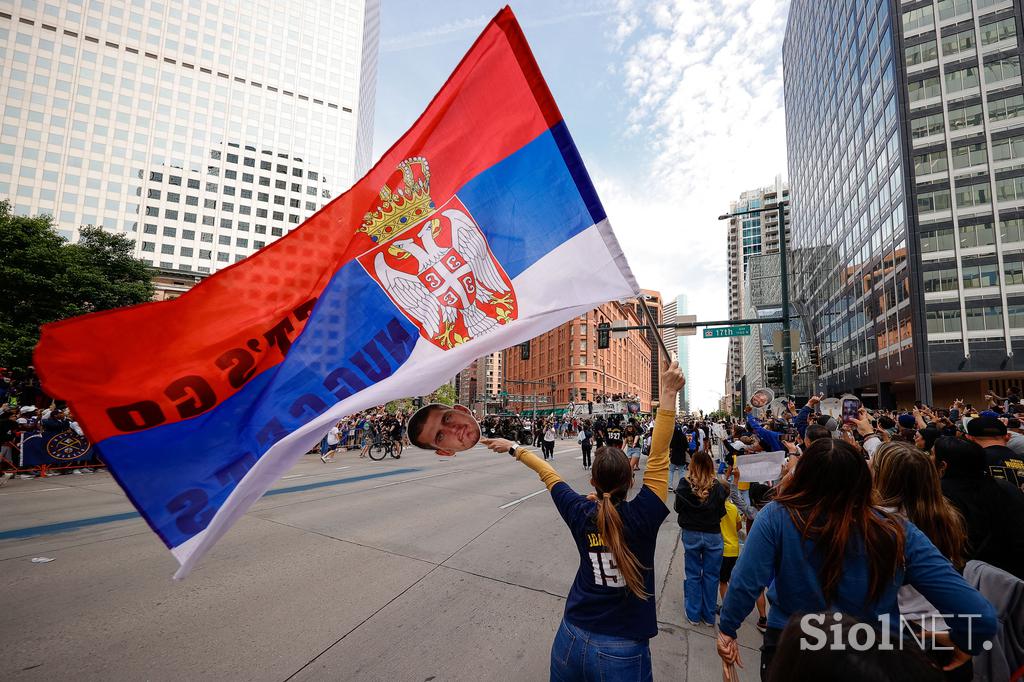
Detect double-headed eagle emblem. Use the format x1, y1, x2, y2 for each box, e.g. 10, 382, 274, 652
357, 158, 518, 349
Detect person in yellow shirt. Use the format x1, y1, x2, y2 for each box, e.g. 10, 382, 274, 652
718, 496, 742, 606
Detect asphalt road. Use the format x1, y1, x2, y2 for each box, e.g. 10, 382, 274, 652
0, 440, 764, 681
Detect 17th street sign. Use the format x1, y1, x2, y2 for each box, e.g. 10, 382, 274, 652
703, 325, 751, 339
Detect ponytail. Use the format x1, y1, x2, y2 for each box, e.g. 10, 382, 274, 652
595, 491, 649, 600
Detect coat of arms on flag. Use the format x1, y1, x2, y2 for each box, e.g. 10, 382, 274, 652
356, 157, 518, 350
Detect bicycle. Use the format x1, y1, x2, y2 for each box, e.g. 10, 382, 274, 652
368, 438, 402, 461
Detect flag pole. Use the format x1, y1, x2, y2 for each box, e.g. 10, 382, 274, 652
637, 295, 673, 365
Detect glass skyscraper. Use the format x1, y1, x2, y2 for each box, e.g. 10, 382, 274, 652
0, 0, 379, 274
785, 0, 1024, 406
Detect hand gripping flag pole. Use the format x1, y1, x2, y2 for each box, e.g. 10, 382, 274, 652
34, 6, 640, 578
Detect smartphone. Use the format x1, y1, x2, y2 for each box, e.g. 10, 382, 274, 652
842, 397, 862, 423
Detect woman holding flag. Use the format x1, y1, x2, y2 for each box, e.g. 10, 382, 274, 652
482, 361, 684, 681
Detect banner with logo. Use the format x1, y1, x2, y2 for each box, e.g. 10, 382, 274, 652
19, 430, 93, 467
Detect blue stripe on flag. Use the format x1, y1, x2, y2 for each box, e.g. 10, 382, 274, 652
95, 264, 418, 549
458, 124, 603, 280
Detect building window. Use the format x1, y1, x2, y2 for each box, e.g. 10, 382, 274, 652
1001, 218, 1024, 243
989, 94, 1024, 123
937, 0, 972, 22
959, 222, 996, 248
921, 227, 955, 252
996, 176, 1024, 202
905, 40, 937, 66
981, 18, 1017, 46
917, 188, 951, 213
951, 141, 987, 169
902, 6, 933, 33
908, 76, 941, 102
141, 241, 155, 252
911, 113, 944, 139
965, 306, 1003, 331
961, 263, 999, 288
984, 57, 1021, 85
913, 150, 948, 175
944, 66, 979, 94
948, 103, 983, 131
941, 28, 975, 56
923, 267, 959, 292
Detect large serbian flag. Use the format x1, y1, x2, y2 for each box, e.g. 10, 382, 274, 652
35, 6, 638, 578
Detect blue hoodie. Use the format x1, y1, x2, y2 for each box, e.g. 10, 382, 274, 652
719, 502, 997, 655
746, 413, 784, 452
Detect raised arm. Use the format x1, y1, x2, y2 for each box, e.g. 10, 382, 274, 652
480, 438, 562, 490
644, 360, 684, 502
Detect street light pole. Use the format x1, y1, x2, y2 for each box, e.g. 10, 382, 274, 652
718, 201, 793, 397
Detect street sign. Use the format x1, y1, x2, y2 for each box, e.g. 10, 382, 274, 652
677, 314, 697, 336
703, 325, 751, 339
772, 329, 801, 352
610, 319, 629, 340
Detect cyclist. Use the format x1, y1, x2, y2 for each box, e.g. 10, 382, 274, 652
388, 416, 403, 458
481, 361, 683, 680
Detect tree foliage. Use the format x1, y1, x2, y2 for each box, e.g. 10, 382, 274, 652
0, 201, 154, 368
428, 382, 458, 406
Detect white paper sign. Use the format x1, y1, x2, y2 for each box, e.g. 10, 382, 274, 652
736, 450, 785, 483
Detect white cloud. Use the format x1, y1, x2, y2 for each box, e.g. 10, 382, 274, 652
600, 0, 790, 411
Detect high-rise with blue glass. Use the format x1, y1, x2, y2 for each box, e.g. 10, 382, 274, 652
785, 0, 1024, 406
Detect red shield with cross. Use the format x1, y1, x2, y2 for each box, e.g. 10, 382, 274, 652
419, 248, 476, 310
357, 196, 518, 350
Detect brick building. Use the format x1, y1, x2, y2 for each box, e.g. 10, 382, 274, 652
505, 299, 654, 414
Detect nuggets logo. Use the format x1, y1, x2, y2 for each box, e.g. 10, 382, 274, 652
357, 157, 518, 349
46, 430, 92, 461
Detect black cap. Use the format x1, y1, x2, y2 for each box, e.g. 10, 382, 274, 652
967, 416, 1007, 437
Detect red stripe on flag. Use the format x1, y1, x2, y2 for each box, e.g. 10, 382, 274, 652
35, 7, 562, 443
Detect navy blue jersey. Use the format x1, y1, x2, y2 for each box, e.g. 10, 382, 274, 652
550, 481, 669, 640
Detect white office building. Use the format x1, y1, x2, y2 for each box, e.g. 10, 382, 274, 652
0, 0, 379, 273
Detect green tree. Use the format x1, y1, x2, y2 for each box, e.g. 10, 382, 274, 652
385, 398, 414, 414
0, 201, 154, 368
428, 382, 458, 406
707, 410, 731, 422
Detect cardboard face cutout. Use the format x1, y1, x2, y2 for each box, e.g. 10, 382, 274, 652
749, 388, 775, 409
407, 403, 482, 456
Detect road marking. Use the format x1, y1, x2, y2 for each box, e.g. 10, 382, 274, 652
282, 466, 351, 480
499, 488, 548, 509
368, 470, 463, 490
0, 468, 423, 541
0, 487, 68, 496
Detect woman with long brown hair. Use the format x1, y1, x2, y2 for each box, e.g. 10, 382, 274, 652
674, 450, 728, 626
482, 361, 684, 681
872, 441, 971, 680
716, 438, 996, 682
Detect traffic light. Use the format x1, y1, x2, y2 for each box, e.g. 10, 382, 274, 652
597, 322, 610, 349
520, 340, 531, 360
765, 363, 783, 387
809, 345, 821, 367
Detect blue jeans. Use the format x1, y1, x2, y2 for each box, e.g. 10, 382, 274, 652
668, 462, 684, 490
550, 618, 652, 682
681, 530, 723, 624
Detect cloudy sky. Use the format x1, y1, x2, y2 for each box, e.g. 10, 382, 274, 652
374, 0, 791, 412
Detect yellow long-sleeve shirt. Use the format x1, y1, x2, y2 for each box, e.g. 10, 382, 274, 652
643, 409, 674, 502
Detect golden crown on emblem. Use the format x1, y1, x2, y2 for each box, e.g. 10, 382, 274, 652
360, 156, 433, 243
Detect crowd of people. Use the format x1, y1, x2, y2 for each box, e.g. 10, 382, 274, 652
0, 367, 102, 483
480, 365, 1022, 682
